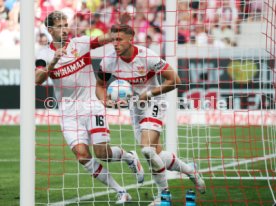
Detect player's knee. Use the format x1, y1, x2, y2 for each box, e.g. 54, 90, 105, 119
141, 146, 156, 159
76, 152, 91, 165
72, 144, 92, 164
156, 144, 163, 154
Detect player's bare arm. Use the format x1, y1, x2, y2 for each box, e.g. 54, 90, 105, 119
96, 78, 114, 107
97, 33, 112, 46
35, 67, 48, 85
139, 65, 181, 101
96, 78, 106, 101
35, 47, 67, 85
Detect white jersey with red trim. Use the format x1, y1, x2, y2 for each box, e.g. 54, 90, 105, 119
36, 36, 100, 116
100, 45, 169, 96
100, 45, 168, 142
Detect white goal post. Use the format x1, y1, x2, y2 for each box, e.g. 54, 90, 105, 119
165, 0, 178, 162
20, 0, 35, 205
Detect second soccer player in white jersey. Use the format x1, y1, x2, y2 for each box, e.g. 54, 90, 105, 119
96, 24, 206, 205
35, 11, 144, 204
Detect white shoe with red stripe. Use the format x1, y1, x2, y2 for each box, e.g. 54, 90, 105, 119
128, 150, 145, 184
115, 191, 132, 204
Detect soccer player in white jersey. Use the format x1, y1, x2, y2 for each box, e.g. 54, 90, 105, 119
96, 24, 206, 205
35, 11, 144, 204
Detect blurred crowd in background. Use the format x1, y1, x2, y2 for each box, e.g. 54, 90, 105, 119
0, 0, 265, 51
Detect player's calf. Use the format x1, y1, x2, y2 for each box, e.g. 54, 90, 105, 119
142, 147, 168, 190
141, 147, 164, 170
72, 144, 92, 165
159, 151, 193, 174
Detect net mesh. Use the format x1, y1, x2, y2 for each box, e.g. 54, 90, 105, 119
35, 0, 276, 205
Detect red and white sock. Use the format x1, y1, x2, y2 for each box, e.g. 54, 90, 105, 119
84, 158, 125, 192
159, 151, 194, 176
142, 147, 168, 191
110, 146, 134, 164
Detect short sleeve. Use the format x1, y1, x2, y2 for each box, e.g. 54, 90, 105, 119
73, 36, 91, 52
146, 48, 168, 73
99, 53, 114, 73
97, 66, 112, 81
99, 57, 107, 72
74, 35, 101, 50
90, 37, 101, 49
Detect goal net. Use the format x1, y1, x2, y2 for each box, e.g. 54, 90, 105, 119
33, 0, 276, 205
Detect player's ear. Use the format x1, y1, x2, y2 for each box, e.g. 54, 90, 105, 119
48, 28, 53, 35
129, 36, 133, 42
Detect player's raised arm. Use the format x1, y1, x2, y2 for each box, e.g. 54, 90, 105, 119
96, 12, 132, 47
96, 33, 112, 47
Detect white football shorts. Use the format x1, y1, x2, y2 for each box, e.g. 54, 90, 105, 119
60, 102, 110, 149
130, 96, 167, 144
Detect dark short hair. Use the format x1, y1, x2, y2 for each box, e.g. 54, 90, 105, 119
44, 11, 67, 27
110, 24, 135, 36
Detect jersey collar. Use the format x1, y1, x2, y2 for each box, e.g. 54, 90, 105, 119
49, 40, 70, 51
120, 46, 138, 63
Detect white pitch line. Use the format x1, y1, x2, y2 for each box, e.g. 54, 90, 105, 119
0, 159, 19, 162
199, 153, 276, 173
50, 153, 276, 205
50, 180, 156, 206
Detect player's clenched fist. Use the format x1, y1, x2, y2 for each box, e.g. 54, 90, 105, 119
48, 47, 67, 71
53, 47, 67, 62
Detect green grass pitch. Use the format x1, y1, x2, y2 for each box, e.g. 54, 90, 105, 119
0, 125, 275, 206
